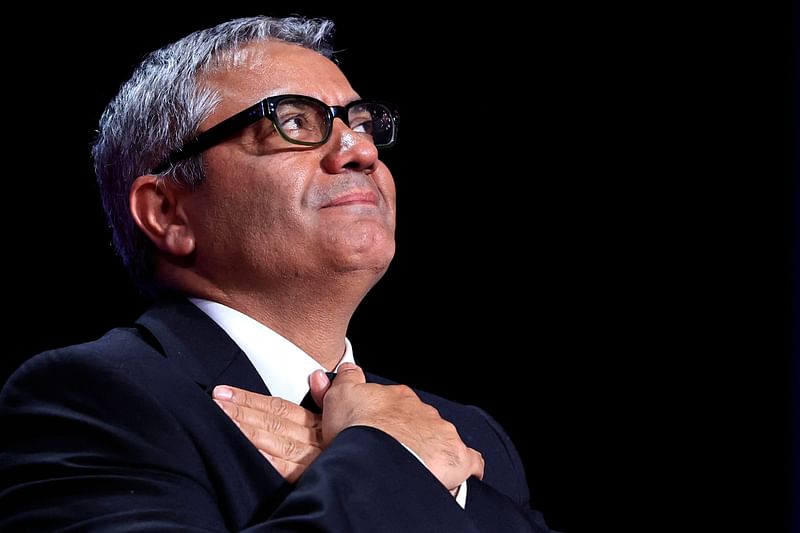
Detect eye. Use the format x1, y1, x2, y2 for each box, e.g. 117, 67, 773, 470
274, 100, 327, 143
280, 112, 314, 132
348, 109, 374, 135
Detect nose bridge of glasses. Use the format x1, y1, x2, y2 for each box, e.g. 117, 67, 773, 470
327, 113, 366, 152
327, 104, 372, 148
328, 104, 351, 128
270, 96, 394, 148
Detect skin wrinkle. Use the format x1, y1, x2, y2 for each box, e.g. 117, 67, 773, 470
304, 170, 383, 210
16, 18, 500, 518
163, 40, 396, 365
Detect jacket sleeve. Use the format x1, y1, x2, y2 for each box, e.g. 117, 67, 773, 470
2, 351, 248, 532
458, 405, 556, 533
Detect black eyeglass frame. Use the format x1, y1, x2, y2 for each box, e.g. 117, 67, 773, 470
152, 94, 398, 174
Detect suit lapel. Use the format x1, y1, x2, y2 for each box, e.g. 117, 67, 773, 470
134, 297, 270, 395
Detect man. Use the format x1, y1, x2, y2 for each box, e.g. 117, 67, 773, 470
1, 15, 552, 532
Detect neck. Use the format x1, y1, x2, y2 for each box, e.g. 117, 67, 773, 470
175, 271, 378, 370
228, 290, 356, 371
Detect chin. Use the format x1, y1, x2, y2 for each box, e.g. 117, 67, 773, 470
335, 235, 395, 274
347, 246, 395, 273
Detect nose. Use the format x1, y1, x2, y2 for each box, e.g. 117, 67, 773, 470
320, 118, 379, 174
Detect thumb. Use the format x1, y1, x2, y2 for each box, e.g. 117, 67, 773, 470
308, 370, 332, 410
310, 363, 365, 409
331, 362, 366, 384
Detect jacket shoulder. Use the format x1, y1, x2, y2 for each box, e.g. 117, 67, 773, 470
7, 326, 160, 381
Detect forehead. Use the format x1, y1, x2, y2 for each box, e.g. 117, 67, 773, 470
203, 40, 358, 115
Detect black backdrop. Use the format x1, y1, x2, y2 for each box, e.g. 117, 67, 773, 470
2, 5, 795, 532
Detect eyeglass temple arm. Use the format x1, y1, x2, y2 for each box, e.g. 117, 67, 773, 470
152, 101, 267, 174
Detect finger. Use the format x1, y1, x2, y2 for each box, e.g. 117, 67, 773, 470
330, 362, 366, 385
308, 370, 331, 410
467, 448, 485, 480
235, 418, 323, 464
213, 385, 318, 427
214, 399, 322, 444
260, 450, 317, 484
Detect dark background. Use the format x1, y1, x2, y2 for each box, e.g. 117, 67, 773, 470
2, 5, 795, 532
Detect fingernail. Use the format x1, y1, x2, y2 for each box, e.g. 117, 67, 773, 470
213, 386, 233, 400
307, 369, 323, 384
308, 369, 329, 388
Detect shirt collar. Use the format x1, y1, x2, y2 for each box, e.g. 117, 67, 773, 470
188, 298, 354, 405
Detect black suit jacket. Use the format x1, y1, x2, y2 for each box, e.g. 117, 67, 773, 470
1, 298, 552, 532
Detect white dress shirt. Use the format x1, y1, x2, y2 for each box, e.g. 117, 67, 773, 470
190, 298, 353, 404
189, 298, 467, 507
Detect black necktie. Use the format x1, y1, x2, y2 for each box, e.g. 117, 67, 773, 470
300, 371, 336, 414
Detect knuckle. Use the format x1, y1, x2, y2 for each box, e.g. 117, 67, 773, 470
435, 417, 455, 435
267, 414, 283, 433
443, 448, 460, 467
450, 442, 467, 463
422, 402, 440, 418
233, 389, 251, 407
282, 439, 299, 459
227, 403, 242, 419
395, 384, 415, 397
241, 424, 257, 440
272, 398, 291, 418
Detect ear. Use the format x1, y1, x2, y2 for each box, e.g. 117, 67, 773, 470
129, 175, 195, 257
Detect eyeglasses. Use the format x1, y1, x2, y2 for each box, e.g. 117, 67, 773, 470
153, 94, 398, 173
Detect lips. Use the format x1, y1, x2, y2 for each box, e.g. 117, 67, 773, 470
322, 191, 378, 208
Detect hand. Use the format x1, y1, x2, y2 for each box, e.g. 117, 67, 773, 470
311, 363, 485, 493
212, 386, 322, 483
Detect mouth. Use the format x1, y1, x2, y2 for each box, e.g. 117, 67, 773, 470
321, 191, 379, 208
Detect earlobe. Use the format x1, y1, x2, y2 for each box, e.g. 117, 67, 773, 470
130, 175, 196, 257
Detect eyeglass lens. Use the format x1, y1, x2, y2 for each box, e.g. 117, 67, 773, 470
273, 97, 394, 146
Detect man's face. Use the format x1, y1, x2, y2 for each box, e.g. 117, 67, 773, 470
182, 40, 397, 291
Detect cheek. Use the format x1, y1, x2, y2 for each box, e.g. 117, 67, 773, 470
375, 166, 398, 220
197, 157, 309, 245
231, 155, 311, 209
240, 161, 320, 242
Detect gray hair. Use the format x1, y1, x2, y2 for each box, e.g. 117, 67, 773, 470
92, 16, 336, 294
